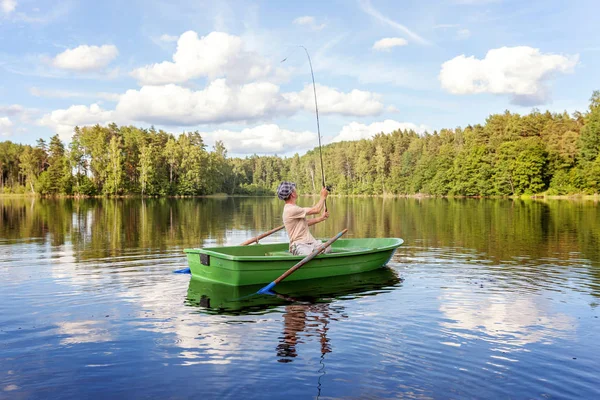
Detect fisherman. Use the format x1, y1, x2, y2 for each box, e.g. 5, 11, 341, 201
276, 181, 330, 256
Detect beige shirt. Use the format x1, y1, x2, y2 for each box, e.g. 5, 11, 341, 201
283, 204, 316, 247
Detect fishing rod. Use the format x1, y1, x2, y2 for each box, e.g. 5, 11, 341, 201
282, 46, 329, 211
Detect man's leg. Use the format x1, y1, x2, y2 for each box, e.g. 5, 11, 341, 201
291, 242, 313, 256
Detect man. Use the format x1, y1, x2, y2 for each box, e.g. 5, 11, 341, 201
276, 181, 330, 256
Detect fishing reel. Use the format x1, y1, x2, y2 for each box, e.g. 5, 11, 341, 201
325, 185, 332, 192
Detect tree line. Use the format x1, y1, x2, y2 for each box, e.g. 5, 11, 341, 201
1, 91, 599, 197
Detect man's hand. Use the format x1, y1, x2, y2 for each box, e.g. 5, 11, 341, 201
321, 210, 329, 221
320, 186, 329, 199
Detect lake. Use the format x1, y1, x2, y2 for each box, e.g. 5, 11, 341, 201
1, 196, 599, 399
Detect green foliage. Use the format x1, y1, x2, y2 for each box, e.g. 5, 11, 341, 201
1, 91, 600, 197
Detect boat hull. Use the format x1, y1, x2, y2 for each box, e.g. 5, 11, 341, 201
184, 238, 403, 286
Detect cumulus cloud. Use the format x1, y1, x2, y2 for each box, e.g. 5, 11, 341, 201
293, 16, 326, 31
114, 81, 385, 125
439, 46, 578, 105
131, 31, 276, 85
372, 37, 408, 51
284, 84, 385, 116
38, 103, 114, 140
0, 117, 13, 136
52, 44, 119, 72
116, 80, 294, 125
332, 120, 428, 142
203, 124, 317, 154
1, 0, 16, 14
38, 82, 389, 140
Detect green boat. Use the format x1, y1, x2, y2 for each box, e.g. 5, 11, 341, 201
186, 267, 403, 313
184, 238, 403, 286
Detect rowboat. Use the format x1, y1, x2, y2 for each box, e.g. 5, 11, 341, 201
186, 267, 402, 313
184, 238, 403, 286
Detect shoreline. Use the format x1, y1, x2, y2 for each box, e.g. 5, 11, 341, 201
1, 193, 598, 201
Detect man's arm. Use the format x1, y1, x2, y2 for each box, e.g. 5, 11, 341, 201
308, 211, 329, 226
306, 187, 329, 215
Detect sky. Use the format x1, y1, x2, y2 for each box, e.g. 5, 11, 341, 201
0, 0, 599, 156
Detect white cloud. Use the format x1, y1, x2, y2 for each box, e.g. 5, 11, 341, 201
372, 37, 408, 51
0, 117, 13, 136
52, 44, 119, 72
0, 104, 37, 123
203, 124, 317, 154
38, 104, 114, 141
159, 34, 179, 42
332, 120, 428, 142
359, 0, 430, 45
439, 46, 578, 105
116, 80, 294, 125
131, 31, 277, 85
30, 87, 120, 102
38, 81, 389, 139
1, 0, 16, 14
0, 104, 24, 116
293, 16, 326, 31
115, 81, 384, 126
284, 84, 385, 116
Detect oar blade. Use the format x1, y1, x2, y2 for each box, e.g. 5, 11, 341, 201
258, 281, 276, 295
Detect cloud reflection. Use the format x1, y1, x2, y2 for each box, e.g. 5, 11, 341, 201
439, 290, 575, 347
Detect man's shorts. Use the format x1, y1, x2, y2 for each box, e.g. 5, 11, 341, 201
290, 241, 332, 256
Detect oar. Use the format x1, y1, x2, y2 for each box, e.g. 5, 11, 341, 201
239, 224, 285, 246
257, 228, 348, 295
174, 225, 286, 273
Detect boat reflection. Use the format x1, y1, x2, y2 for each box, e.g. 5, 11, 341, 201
185, 267, 403, 315
186, 267, 402, 369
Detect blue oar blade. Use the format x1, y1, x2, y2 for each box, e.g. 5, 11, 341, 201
173, 267, 191, 274
258, 281, 276, 295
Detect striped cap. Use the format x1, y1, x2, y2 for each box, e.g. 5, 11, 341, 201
276, 181, 296, 200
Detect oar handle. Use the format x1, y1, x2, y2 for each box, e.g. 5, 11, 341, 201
274, 228, 348, 284
240, 225, 285, 246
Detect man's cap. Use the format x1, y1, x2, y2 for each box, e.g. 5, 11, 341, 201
276, 181, 296, 200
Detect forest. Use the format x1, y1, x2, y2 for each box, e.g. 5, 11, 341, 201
1, 91, 599, 197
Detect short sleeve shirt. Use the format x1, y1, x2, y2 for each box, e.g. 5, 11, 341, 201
283, 204, 316, 246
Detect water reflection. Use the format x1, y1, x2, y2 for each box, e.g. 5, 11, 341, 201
186, 268, 401, 365
185, 267, 402, 315
439, 290, 575, 347
56, 320, 112, 345
276, 303, 339, 363
1, 197, 599, 399
2, 197, 598, 269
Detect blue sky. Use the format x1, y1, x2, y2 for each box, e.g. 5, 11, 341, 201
1, 0, 599, 156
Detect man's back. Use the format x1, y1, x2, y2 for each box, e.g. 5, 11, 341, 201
283, 203, 316, 246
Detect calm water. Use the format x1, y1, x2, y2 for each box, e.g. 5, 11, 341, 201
1, 197, 599, 399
